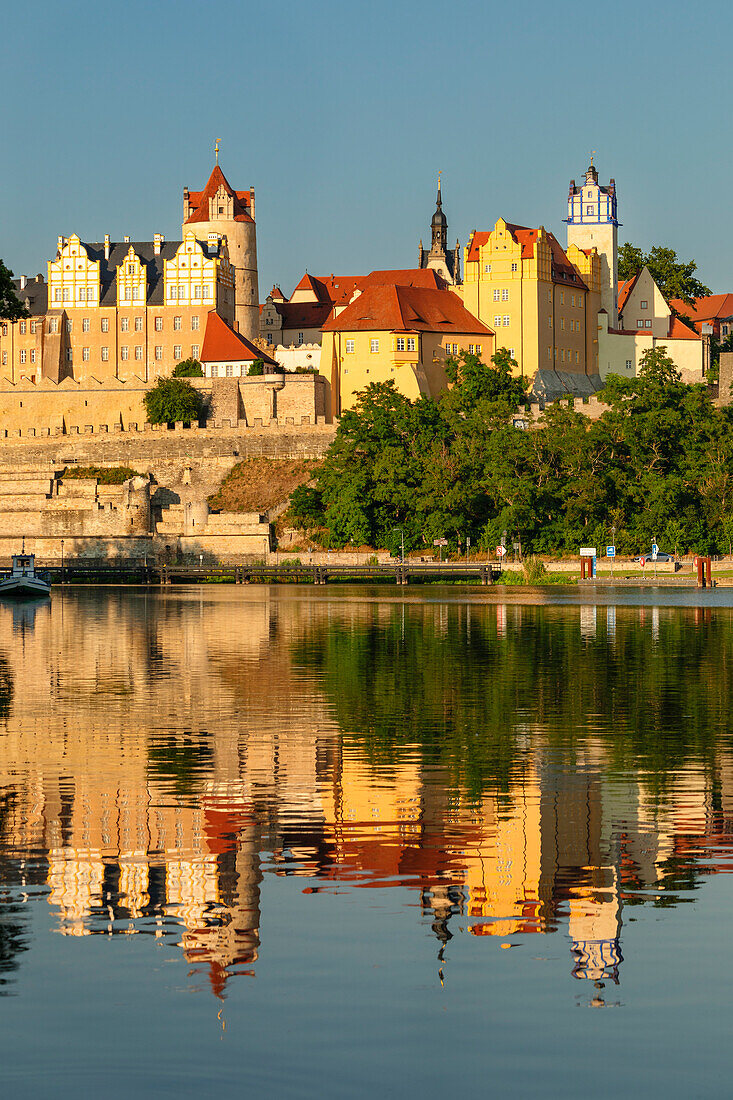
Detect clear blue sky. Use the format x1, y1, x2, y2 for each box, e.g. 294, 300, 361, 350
2, 0, 731, 294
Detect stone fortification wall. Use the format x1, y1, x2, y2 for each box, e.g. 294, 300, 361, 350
517, 394, 609, 426
0, 373, 331, 437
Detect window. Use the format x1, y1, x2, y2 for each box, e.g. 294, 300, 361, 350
135, 316, 143, 332
191, 344, 199, 358
511, 263, 517, 272
494, 315, 501, 327
560, 291, 564, 305
226, 364, 234, 377
121, 347, 129, 360
548, 317, 553, 328
370, 339, 379, 353
19, 321, 26, 334
586, 205, 594, 215
640, 300, 648, 309
135, 346, 143, 360
66, 348, 72, 363
571, 294, 575, 307
475, 344, 481, 355
178, 284, 186, 300
82, 317, 89, 332
468, 345, 474, 354
266, 334, 273, 345
575, 351, 579, 364
561, 349, 565, 363
204, 286, 213, 301
298, 332, 304, 345
503, 316, 510, 327
66, 319, 72, 333
62, 287, 70, 302
560, 318, 565, 331
174, 345, 181, 359
548, 290, 552, 304
493, 288, 500, 302
168, 285, 176, 301
192, 285, 201, 301
191, 316, 199, 331
547, 347, 552, 360
54, 289, 61, 303
396, 337, 405, 351
82, 347, 89, 362
509, 348, 515, 358
345, 339, 355, 353
20, 350, 26, 364
1, 324, 5, 335
211, 365, 218, 377
49, 318, 58, 334
172, 316, 181, 331
625, 359, 633, 370
155, 346, 163, 360
1, 353, 5, 366
77, 287, 85, 302
637, 319, 644, 329
407, 337, 416, 351
155, 316, 163, 331
502, 288, 509, 301
484, 264, 491, 274
121, 318, 129, 332
645, 319, 652, 328
101, 347, 109, 361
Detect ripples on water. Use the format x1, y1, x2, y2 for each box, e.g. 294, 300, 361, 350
2, 586, 733, 1096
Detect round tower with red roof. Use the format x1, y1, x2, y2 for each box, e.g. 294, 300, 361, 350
182, 161, 259, 341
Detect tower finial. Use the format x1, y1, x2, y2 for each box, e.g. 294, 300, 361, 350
590, 150, 595, 166
215, 138, 221, 164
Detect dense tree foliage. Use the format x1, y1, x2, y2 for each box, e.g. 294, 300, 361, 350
290, 346, 733, 556
143, 377, 203, 425
0, 260, 28, 321
172, 358, 204, 377
618, 243, 710, 305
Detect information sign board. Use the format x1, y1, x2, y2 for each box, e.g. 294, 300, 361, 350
579, 547, 597, 557
607, 546, 616, 557
433, 538, 448, 547
496, 545, 507, 557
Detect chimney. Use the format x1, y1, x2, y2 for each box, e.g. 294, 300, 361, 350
153, 232, 164, 256
183, 186, 190, 220
104, 234, 111, 260
250, 187, 255, 221
123, 235, 130, 244
19, 275, 26, 290
57, 235, 65, 254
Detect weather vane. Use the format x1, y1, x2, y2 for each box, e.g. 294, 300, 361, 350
590, 150, 596, 166
215, 138, 221, 164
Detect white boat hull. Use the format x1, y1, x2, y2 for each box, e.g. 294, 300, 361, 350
0, 577, 51, 598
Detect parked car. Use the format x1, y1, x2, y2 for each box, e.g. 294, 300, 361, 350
633, 550, 673, 563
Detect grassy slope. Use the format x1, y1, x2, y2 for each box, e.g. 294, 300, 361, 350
207, 458, 320, 514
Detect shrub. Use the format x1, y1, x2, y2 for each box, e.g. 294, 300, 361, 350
62, 465, 142, 485
247, 359, 265, 376
144, 377, 203, 425
523, 556, 548, 583
172, 358, 204, 377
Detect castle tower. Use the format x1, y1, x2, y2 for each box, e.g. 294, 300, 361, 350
419, 177, 461, 285
182, 161, 259, 340
566, 160, 619, 326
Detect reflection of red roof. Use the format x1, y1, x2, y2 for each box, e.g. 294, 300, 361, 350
466, 224, 586, 288
322, 284, 492, 335
200, 312, 278, 365
185, 165, 254, 225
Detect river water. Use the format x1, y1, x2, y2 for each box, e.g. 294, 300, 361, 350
1, 584, 732, 1096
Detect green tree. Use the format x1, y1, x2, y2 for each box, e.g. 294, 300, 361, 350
248, 359, 264, 376
143, 377, 203, 425
618, 243, 710, 305
0, 260, 28, 321
172, 358, 203, 377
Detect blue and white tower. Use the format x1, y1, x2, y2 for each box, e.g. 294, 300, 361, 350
566, 160, 619, 326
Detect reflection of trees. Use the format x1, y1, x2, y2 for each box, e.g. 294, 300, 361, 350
147, 731, 214, 798
292, 604, 732, 794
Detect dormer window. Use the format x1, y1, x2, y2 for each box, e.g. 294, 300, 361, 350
218, 206, 224, 214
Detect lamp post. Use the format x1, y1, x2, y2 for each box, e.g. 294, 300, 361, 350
392, 527, 404, 564
61, 538, 64, 585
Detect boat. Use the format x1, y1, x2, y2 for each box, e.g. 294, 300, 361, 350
0, 552, 52, 598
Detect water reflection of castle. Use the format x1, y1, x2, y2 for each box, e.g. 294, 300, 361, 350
1, 593, 732, 996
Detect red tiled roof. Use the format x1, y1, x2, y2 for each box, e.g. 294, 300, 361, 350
668, 316, 700, 340
200, 312, 277, 364
466, 224, 587, 288
184, 165, 254, 225
322, 284, 493, 336
669, 293, 733, 323
292, 273, 363, 305
617, 275, 638, 313
276, 301, 335, 329
270, 285, 286, 301
362, 268, 448, 290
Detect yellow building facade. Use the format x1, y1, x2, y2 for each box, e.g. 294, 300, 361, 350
459, 219, 601, 389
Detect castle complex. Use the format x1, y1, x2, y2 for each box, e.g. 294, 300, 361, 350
0, 154, 710, 427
